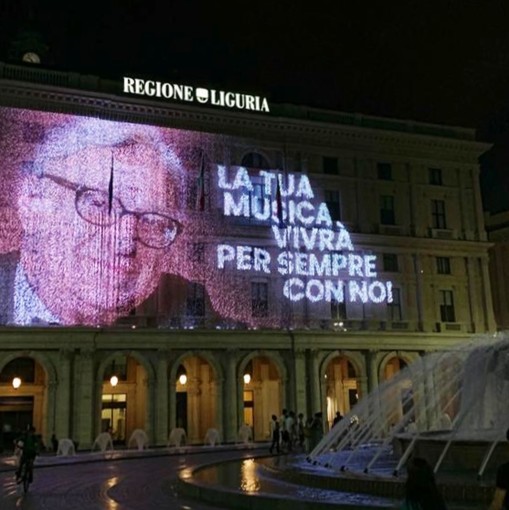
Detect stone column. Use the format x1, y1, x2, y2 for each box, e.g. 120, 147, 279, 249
413, 254, 424, 331
168, 377, 177, 434
55, 348, 73, 439
420, 351, 437, 430
75, 349, 95, 449
366, 350, 379, 392
46, 380, 57, 445
144, 377, 155, 444
365, 350, 381, 434
224, 350, 239, 443
309, 350, 322, 416
214, 377, 224, 441
358, 375, 368, 401
480, 256, 497, 332
155, 354, 169, 445
187, 378, 201, 444
293, 349, 307, 415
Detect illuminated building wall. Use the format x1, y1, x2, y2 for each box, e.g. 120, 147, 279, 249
0, 62, 496, 447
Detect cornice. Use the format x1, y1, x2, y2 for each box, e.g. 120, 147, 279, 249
0, 79, 490, 162
0, 325, 478, 352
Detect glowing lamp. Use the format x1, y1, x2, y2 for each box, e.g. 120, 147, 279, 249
12, 377, 21, 389
177, 365, 187, 385
243, 373, 251, 385
110, 375, 119, 387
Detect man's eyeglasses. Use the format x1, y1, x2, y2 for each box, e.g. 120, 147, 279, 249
41, 173, 182, 249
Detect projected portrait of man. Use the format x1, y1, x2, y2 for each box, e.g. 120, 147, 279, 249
0, 110, 188, 325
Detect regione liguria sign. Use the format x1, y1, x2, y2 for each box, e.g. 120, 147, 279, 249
123, 77, 270, 113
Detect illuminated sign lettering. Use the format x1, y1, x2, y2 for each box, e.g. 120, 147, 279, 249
123, 77, 270, 113
215, 166, 394, 305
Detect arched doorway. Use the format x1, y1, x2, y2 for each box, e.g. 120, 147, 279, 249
172, 355, 218, 444
381, 355, 412, 429
242, 355, 282, 441
0, 357, 47, 451
324, 355, 359, 429
100, 353, 148, 445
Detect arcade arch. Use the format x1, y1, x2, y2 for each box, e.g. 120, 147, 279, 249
380, 353, 413, 429
99, 352, 150, 445
170, 353, 219, 444
0, 356, 49, 449
323, 354, 361, 429
240, 353, 283, 441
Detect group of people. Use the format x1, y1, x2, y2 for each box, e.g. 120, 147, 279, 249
269, 409, 325, 454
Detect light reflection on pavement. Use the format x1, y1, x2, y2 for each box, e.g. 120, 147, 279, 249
0, 450, 256, 510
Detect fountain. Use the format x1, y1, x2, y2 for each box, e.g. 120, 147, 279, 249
204, 427, 220, 446
56, 438, 76, 456
177, 335, 508, 509
127, 429, 149, 451
238, 424, 253, 446
305, 333, 509, 499
92, 432, 114, 452
168, 427, 187, 448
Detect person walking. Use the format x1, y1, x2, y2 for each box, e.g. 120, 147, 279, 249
15, 425, 40, 484
400, 457, 447, 510
490, 428, 509, 510
333, 411, 343, 427
309, 412, 323, 451
269, 415, 280, 454
297, 413, 305, 448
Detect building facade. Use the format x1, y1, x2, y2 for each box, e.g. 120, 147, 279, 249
0, 62, 496, 450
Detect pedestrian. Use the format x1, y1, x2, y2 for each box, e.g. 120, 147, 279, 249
279, 409, 289, 452
309, 412, 323, 451
400, 457, 447, 510
51, 433, 58, 453
333, 411, 343, 427
490, 428, 509, 510
15, 425, 40, 484
297, 413, 305, 448
269, 415, 280, 454
285, 411, 295, 452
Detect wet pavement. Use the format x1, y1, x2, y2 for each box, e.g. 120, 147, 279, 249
0, 446, 266, 510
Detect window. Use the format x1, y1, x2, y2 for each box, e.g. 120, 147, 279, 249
380, 195, 395, 225
387, 288, 402, 321
249, 182, 271, 221
383, 253, 399, 272
187, 176, 209, 211
331, 299, 347, 321
251, 282, 268, 317
439, 290, 455, 322
436, 257, 451, 275
241, 152, 270, 169
431, 200, 447, 229
323, 156, 339, 175
186, 282, 205, 317
325, 190, 341, 221
429, 168, 443, 185
377, 162, 392, 180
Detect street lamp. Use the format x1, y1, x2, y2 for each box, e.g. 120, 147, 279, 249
12, 377, 21, 390
177, 365, 187, 386
243, 361, 252, 385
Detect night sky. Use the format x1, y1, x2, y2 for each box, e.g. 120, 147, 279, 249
2, 1, 509, 210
